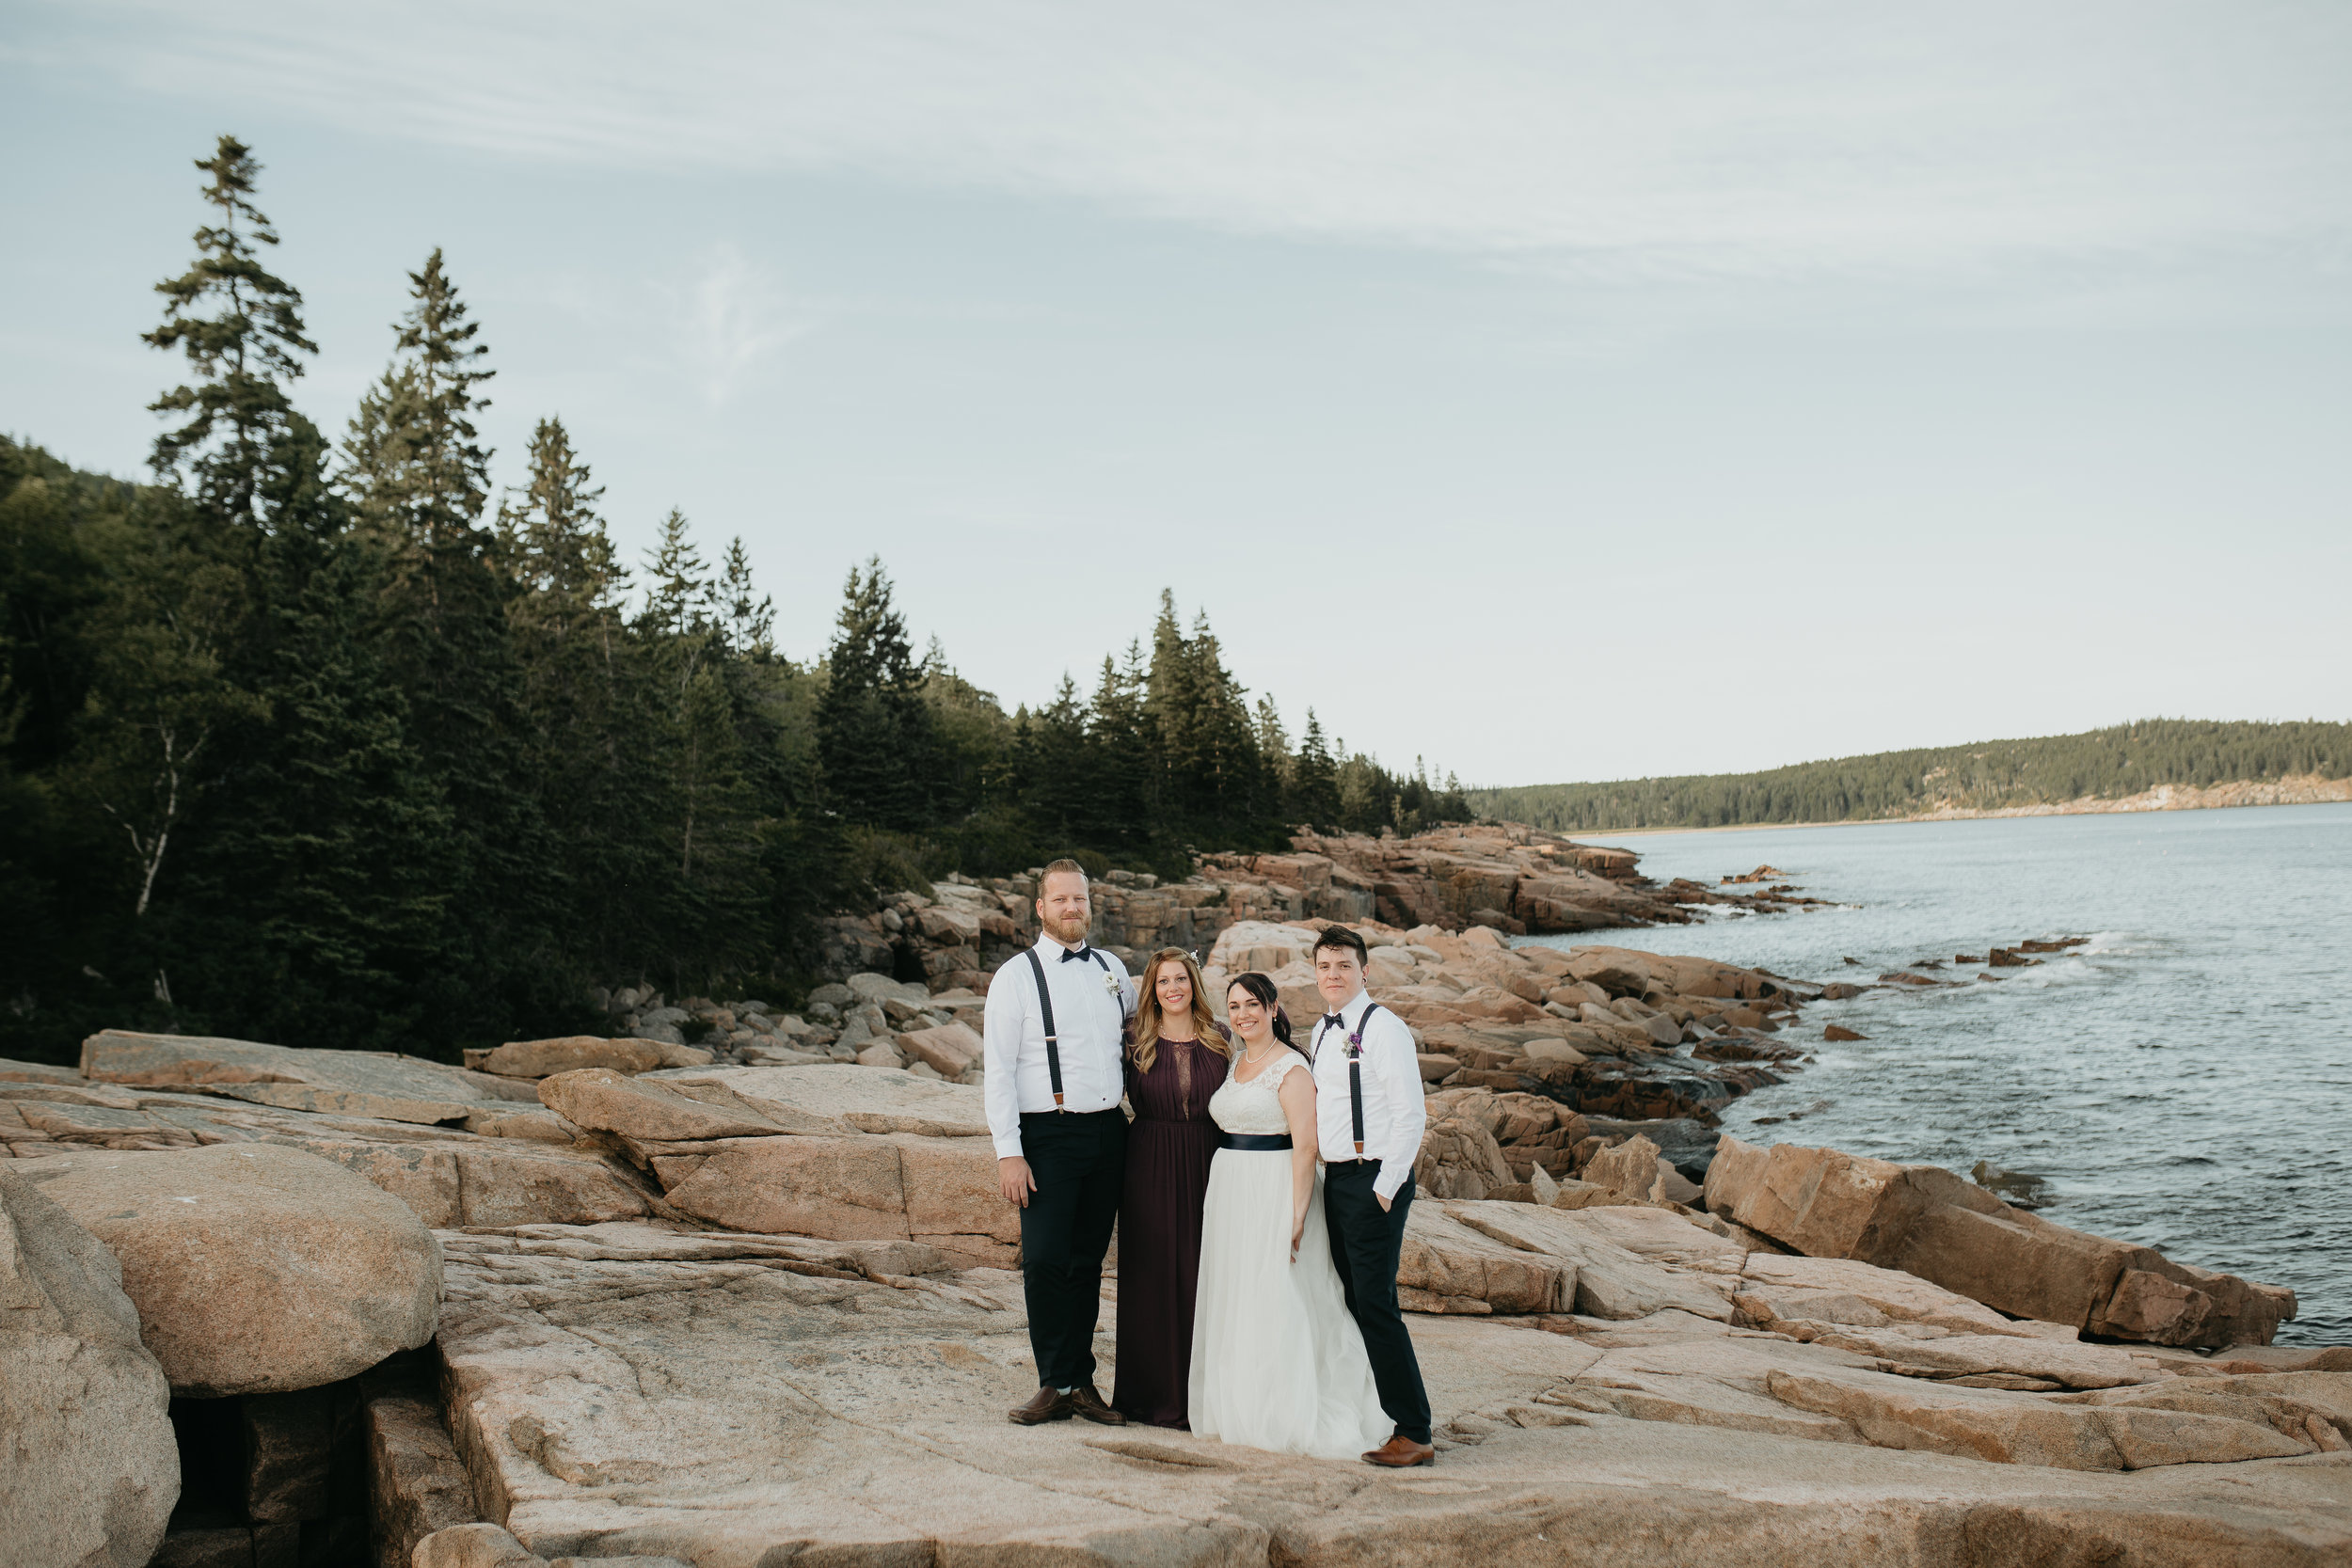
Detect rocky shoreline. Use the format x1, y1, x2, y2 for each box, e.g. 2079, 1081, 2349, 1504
5, 827, 2349, 1568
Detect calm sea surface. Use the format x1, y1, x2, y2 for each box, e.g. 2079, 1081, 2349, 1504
1518, 801, 2352, 1346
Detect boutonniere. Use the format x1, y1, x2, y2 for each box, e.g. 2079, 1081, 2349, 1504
1103, 970, 1121, 996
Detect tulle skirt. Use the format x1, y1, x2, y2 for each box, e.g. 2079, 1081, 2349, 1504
1186, 1148, 1391, 1459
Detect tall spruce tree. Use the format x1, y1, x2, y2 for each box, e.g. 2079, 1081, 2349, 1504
1086, 648, 1152, 850
344, 248, 496, 613
918, 639, 1012, 822
816, 560, 934, 832
1019, 673, 1093, 840
497, 420, 655, 974
717, 537, 774, 657
340, 250, 557, 1045
1292, 709, 1340, 828
1179, 609, 1259, 822
83, 135, 336, 1015
171, 483, 454, 1049
144, 136, 319, 527
638, 510, 757, 908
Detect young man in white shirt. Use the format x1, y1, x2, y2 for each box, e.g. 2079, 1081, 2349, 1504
982, 859, 1136, 1427
1310, 925, 1435, 1466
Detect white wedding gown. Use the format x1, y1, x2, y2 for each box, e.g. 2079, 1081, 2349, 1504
1186, 1052, 1392, 1458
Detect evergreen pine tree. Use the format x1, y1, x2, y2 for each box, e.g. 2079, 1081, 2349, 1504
172, 483, 454, 1049
86, 135, 334, 1008
144, 136, 319, 528
1292, 709, 1341, 828
1336, 745, 1383, 832
636, 511, 756, 913
338, 250, 558, 1047
1179, 609, 1259, 823
343, 248, 495, 615
1022, 673, 1092, 839
816, 559, 935, 832
1142, 589, 1198, 816
497, 420, 658, 975
717, 537, 774, 657
1086, 648, 1152, 850
918, 638, 1012, 822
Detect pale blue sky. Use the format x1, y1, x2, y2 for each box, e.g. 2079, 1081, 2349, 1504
5, 2, 2347, 785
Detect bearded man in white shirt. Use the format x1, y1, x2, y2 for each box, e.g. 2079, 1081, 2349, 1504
982, 859, 1136, 1427
1310, 924, 1435, 1466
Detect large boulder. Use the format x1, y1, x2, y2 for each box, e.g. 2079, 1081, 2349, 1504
657, 1132, 1015, 1268
1735, 1252, 2038, 1338
535, 1069, 837, 1144
267, 1135, 651, 1230
895, 1022, 983, 1077
83, 1029, 493, 1101
1395, 1205, 1573, 1314
15, 1144, 442, 1395
483, 1037, 669, 1078
1562, 947, 1653, 996
1449, 1201, 1735, 1322
1704, 1137, 2296, 1348
1413, 1108, 1517, 1199
1205, 920, 1320, 975
0, 1165, 179, 1568
643, 1064, 990, 1138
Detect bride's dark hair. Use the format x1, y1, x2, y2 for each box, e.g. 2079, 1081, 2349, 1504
1226, 971, 1300, 1054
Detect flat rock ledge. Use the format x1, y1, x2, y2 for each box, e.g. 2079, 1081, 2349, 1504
425, 1222, 2352, 1568
8, 974, 2344, 1567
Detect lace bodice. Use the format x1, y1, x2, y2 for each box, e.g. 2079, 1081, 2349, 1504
1209, 1051, 1304, 1135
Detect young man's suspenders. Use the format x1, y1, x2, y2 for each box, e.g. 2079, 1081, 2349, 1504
1022, 945, 1113, 1111
1318, 1002, 1386, 1157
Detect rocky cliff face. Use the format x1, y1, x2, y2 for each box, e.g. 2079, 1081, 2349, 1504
794, 823, 1819, 994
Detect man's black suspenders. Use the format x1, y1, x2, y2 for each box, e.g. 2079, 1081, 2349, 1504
1319, 1002, 1385, 1157
1024, 945, 1114, 1111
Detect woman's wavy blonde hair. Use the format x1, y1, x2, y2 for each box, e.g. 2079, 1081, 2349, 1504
1128, 947, 1231, 1074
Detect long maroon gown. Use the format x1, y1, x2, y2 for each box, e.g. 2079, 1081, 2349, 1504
1112, 1032, 1225, 1428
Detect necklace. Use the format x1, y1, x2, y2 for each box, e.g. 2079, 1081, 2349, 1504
1239, 1039, 1277, 1071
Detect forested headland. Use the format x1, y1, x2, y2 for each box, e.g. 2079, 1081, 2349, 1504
0, 138, 1468, 1065
1470, 720, 2352, 834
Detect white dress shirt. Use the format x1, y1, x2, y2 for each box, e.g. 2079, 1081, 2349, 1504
1309, 989, 1425, 1202
982, 933, 1136, 1159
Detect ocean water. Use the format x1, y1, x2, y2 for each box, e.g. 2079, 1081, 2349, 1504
1518, 801, 2352, 1346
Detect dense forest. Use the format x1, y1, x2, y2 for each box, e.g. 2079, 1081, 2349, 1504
1470, 720, 2352, 833
0, 138, 1468, 1065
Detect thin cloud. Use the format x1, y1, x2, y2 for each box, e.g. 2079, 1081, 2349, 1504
32, 0, 2352, 280
667, 245, 821, 408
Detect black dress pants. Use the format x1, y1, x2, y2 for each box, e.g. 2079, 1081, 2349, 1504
1323, 1160, 1432, 1444
1017, 1108, 1126, 1391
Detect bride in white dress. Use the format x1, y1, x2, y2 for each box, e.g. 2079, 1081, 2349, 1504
1187, 972, 1392, 1458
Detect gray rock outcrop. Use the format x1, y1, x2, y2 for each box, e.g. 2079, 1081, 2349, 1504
0, 1164, 178, 1568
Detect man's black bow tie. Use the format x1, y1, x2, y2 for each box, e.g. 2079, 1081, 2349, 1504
1060, 945, 1092, 962
1323, 1012, 1345, 1031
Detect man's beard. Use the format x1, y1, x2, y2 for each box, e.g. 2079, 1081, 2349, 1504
1044, 912, 1089, 945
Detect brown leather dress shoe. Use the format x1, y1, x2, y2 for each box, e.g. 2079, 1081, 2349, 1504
1361, 1433, 1437, 1467
1069, 1386, 1128, 1425
1009, 1386, 1074, 1425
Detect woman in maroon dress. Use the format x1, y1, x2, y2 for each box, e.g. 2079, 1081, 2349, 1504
1112, 946, 1230, 1427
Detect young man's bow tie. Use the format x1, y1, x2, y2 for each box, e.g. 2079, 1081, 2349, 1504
1059, 945, 1093, 962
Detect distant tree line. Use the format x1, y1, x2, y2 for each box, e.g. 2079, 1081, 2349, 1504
1470, 720, 2352, 833
0, 138, 1469, 1064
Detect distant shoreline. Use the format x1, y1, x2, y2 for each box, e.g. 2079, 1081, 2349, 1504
1553, 775, 2352, 841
